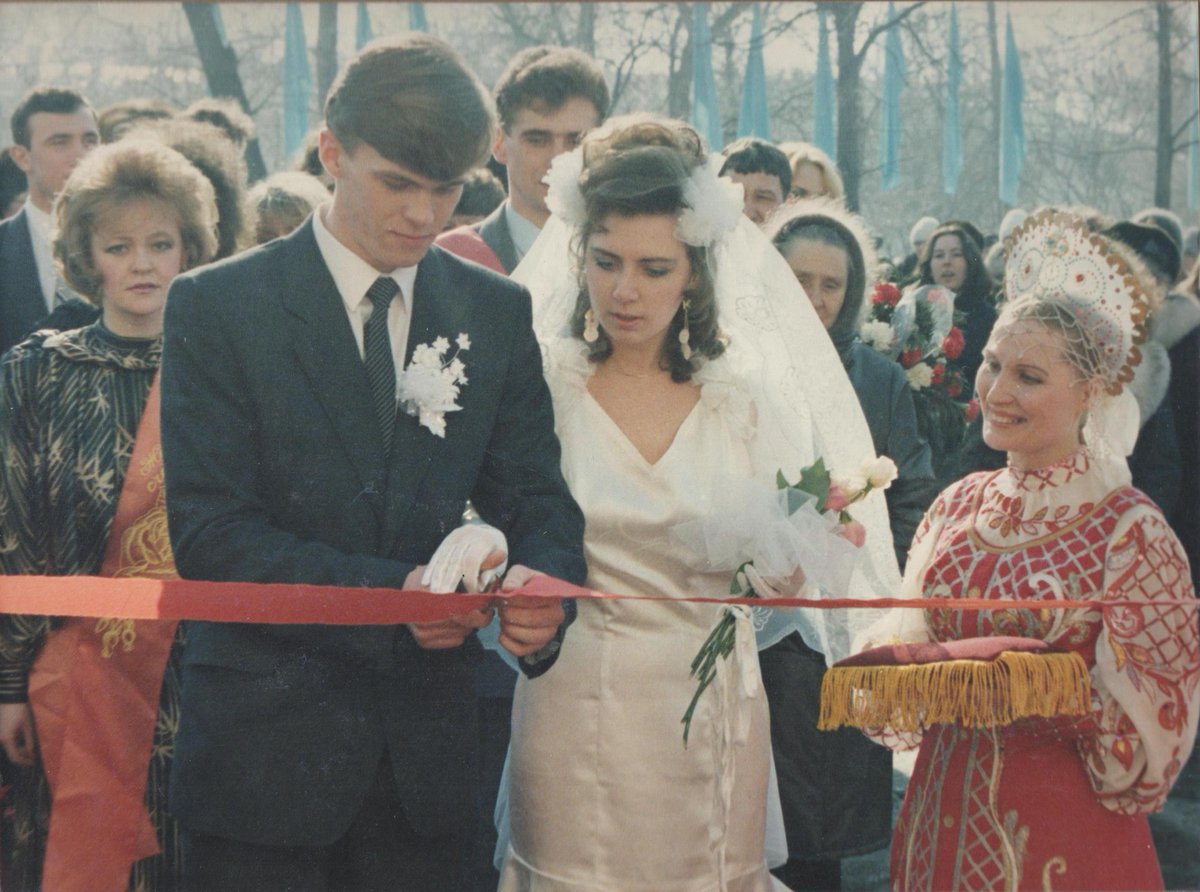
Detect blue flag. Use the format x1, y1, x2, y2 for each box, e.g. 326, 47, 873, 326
999, 13, 1025, 206
691, 4, 723, 151
737, 3, 770, 140
409, 3, 428, 33
813, 7, 836, 158
356, 2, 374, 49
210, 4, 228, 46
880, 2, 905, 192
942, 3, 962, 195
1189, 3, 1199, 209
283, 3, 312, 158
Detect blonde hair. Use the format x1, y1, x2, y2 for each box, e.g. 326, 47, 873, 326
778, 140, 844, 200
53, 139, 218, 302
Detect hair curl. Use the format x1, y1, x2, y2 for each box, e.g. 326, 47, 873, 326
568, 115, 724, 382
53, 139, 218, 302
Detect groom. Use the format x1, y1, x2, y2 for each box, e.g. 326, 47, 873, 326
160, 34, 585, 890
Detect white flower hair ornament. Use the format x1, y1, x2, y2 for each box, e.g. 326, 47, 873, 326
543, 148, 587, 229
676, 153, 744, 248
1003, 209, 1151, 396
542, 147, 743, 250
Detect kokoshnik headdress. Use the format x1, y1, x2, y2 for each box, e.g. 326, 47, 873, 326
1003, 209, 1152, 395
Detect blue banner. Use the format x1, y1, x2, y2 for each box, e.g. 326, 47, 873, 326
736, 3, 770, 140
283, 3, 312, 157
942, 3, 962, 196
356, 2, 374, 49
813, 7, 836, 158
880, 2, 905, 192
409, 3, 428, 33
999, 13, 1025, 207
691, 4, 723, 151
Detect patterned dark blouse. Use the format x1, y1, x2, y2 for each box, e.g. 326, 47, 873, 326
0, 320, 180, 891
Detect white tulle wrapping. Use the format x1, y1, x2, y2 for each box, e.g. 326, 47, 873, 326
518, 213, 902, 663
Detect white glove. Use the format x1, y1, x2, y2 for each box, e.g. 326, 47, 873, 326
422, 523, 508, 593
743, 564, 808, 599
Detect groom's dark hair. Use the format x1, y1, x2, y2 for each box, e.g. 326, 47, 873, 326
325, 33, 495, 182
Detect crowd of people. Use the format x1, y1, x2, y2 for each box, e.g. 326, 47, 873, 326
0, 30, 1195, 892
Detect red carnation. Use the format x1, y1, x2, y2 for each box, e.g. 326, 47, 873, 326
900, 347, 923, 368
872, 282, 901, 307
931, 362, 946, 386
965, 399, 980, 423
942, 326, 965, 360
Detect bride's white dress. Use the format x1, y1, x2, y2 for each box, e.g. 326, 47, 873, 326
498, 339, 785, 892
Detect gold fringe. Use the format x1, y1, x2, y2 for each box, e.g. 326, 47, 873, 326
818, 651, 1091, 732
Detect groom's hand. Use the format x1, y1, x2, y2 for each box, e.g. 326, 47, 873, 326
496, 565, 566, 657
405, 564, 495, 650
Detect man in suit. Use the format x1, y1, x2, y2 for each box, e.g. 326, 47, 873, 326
0, 87, 98, 354
161, 34, 586, 890
436, 45, 608, 274
718, 137, 792, 227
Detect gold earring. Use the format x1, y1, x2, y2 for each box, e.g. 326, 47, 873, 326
583, 308, 599, 344
678, 300, 693, 360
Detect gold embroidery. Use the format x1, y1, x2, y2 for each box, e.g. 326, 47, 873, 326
1041, 856, 1067, 890
95, 618, 137, 657
114, 445, 177, 580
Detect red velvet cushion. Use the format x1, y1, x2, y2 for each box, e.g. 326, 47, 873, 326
835, 636, 1060, 668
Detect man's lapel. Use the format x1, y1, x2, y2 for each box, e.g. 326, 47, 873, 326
476, 204, 519, 274
383, 247, 470, 535
278, 221, 388, 502
1, 210, 49, 331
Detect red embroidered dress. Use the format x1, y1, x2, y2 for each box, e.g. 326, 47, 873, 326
879, 449, 1198, 891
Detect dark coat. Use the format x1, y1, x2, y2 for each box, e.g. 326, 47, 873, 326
434, 203, 519, 276
160, 220, 585, 847
0, 209, 48, 356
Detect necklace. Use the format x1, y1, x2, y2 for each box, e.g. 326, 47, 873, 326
603, 362, 665, 380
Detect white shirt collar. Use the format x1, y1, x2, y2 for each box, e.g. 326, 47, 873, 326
24, 197, 58, 310
312, 203, 418, 313
504, 201, 542, 262
24, 197, 51, 237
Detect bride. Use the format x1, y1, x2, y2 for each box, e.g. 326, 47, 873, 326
493, 115, 900, 891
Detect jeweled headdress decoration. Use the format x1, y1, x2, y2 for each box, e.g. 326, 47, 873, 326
1003, 209, 1151, 395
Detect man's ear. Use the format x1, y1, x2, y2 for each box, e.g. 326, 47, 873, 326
316, 129, 343, 180
492, 127, 509, 167
9, 144, 31, 176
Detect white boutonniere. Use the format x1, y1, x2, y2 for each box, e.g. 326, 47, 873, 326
397, 333, 470, 438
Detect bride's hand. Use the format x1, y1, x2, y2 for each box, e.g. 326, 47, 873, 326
743, 564, 807, 599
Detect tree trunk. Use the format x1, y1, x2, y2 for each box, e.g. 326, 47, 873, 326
1154, 0, 1172, 208
183, 3, 267, 182
577, 3, 596, 57
667, 4, 692, 121
986, 1, 1003, 219
830, 2, 863, 211
316, 4, 338, 109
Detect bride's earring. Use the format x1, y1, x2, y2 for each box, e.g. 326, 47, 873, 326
583, 308, 599, 344
678, 300, 693, 360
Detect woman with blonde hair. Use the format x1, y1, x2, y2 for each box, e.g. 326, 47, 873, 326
0, 138, 217, 891
777, 140, 844, 201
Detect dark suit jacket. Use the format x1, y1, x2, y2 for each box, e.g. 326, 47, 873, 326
435, 203, 519, 276
0, 209, 49, 355
161, 220, 585, 846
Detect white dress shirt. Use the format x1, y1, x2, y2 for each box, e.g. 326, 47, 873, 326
312, 205, 418, 388
24, 198, 58, 311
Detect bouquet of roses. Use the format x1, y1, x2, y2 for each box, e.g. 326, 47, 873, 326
679, 456, 897, 744
861, 282, 979, 460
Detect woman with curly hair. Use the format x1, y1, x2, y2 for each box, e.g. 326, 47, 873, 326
0, 138, 217, 891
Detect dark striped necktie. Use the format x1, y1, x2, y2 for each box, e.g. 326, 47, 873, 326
363, 276, 400, 454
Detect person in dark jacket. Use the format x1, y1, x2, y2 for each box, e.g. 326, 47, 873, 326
762, 198, 938, 890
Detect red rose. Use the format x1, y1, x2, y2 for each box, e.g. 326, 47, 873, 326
947, 378, 963, 397
965, 399, 980, 423
942, 326, 965, 360
931, 362, 946, 386
872, 282, 902, 307
900, 347, 923, 368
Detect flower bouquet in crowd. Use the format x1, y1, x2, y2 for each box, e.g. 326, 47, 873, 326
861, 282, 979, 459
675, 456, 897, 744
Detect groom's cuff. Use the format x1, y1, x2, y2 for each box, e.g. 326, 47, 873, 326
517, 597, 576, 679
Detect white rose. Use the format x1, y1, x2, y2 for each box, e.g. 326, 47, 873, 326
860, 455, 898, 491
860, 320, 895, 353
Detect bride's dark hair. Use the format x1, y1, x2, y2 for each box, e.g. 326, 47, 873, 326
569, 114, 725, 382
